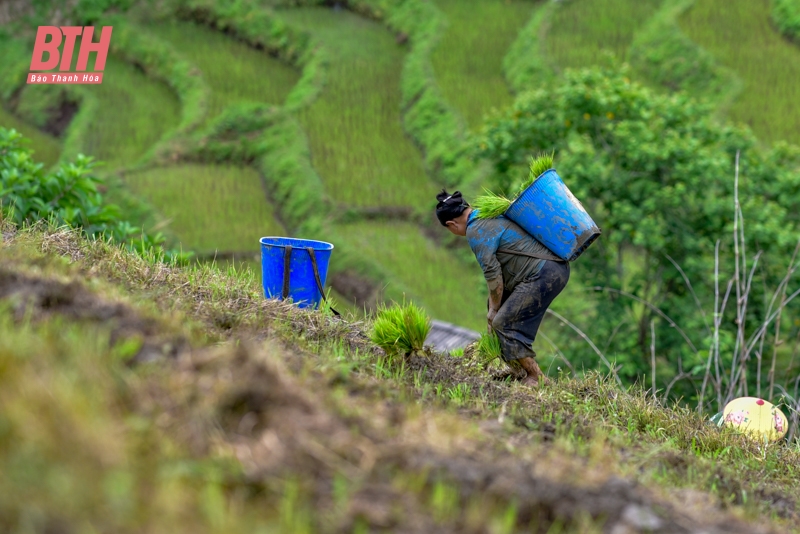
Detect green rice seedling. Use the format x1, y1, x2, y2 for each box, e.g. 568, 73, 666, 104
450, 347, 465, 357
528, 151, 555, 182
475, 152, 555, 219
277, 8, 431, 208
476, 331, 502, 365
431, 0, 536, 129
447, 383, 471, 406
514, 151, 555, 195
369, 301, 432, 357
473, 190, 512, 219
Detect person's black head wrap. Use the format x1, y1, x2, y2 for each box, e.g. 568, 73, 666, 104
435, 189, 469, 226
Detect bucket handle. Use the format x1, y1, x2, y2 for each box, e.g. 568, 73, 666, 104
281, 245, 340, 316
282, 245, 293, 299
306, 247, 340, 317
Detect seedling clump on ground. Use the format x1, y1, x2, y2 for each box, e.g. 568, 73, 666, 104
369, 301, 431, 356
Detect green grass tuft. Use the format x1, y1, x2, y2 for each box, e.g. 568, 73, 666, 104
473, 190, 512, 219
369, 301, 431, 356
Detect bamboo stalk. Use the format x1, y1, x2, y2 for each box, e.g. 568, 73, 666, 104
650, 319, 657, 400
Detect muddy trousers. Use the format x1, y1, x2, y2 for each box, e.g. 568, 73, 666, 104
491, 260, 570, 363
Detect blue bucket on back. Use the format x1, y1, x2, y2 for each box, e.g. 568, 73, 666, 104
504, 169, 601, 262
260, 237, 334, 309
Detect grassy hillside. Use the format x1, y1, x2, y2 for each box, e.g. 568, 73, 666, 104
2, 220, 799, 533
106, 20, 298, 254
431, 0, 535, 128
680, 0, 800, 145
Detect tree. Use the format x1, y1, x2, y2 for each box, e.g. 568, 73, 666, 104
0, 127, 173, 256
475, 67, 800, 400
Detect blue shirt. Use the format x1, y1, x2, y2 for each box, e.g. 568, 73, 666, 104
466, 210, 550, 292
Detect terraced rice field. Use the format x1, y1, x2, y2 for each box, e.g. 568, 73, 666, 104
681, 0, 800, 144
64, 56, 180, 170
144, 20, 300, 127
277, 7, 431, 208
544, 0, 662, 71
121, 21, 299, 253
431, 0, 536, 128
330, 221, 487, 331
0, 108, 61, 168
125, 164, 284, 253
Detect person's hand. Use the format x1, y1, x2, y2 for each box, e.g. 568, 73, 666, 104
487, 308, 498, 333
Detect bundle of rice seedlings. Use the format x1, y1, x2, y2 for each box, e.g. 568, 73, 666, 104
475, 151, 556, 220
515, 151, 555, 195
476, 331, 502, 365
473, 189, 512, 220
369, 301, 432, 356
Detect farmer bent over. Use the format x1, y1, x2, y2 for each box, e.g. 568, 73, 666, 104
435, 190, 570, 387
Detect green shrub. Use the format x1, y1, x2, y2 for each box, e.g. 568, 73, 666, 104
0, 128, 184, 259
369, 302, 431, 356
476, 66, 800, 398
773, 0, 800, 40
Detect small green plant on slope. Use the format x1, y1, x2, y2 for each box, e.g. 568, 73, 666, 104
473, 152, 554, 220
0, 128, 185, 260
369, 302, 431, 357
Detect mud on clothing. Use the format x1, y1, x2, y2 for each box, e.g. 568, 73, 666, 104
492, 260, 570, 362
466, 211, 553, 293
466, 210, 570, 362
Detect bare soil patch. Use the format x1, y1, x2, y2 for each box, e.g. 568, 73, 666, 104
0, 267, 186, 363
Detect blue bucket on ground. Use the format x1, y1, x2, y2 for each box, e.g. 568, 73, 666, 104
504, 169, 601, 262
260, 237, 334, 309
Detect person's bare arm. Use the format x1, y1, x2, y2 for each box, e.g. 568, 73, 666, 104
486, 276, 504, 332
